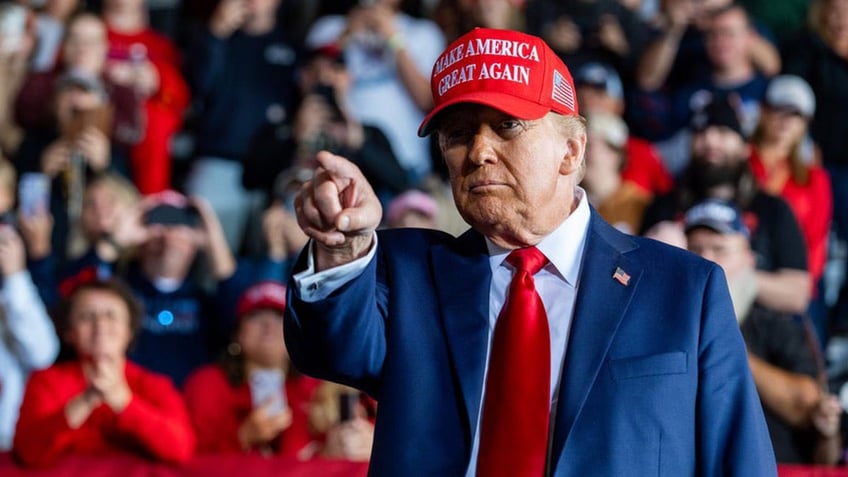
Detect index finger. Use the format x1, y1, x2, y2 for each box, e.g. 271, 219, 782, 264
314, 151, 362, 188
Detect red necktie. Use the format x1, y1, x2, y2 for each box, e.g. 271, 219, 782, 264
477, 246, 551, 477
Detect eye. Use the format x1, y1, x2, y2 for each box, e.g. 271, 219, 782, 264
497, 118, 525, 137
500, 119, 521, 130
439, 127, 473, 148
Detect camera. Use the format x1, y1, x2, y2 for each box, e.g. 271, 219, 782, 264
144, 204, 200, 227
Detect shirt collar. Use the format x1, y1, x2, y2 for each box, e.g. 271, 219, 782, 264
486, 187, 591, 287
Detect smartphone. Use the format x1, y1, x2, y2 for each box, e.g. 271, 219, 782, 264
144, 204, 200, 227
18, 173, 50, 217
311, 84, 343, 119
0, 4, 26, 55
249, 369, 286, 415
338, 392, 359, 422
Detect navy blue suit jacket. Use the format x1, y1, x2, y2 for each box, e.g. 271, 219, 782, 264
285, 213, 777, 476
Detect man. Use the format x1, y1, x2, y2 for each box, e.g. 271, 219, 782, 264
574, 62, 674, 199
641, 94, 811, 315
631, 3, 775, 174
684, 198, 842, 465
306, 0, 445, 184
187, 0, 300, 252
285, 28, 775, 476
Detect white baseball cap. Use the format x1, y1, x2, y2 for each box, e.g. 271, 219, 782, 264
764, 75, 815, 118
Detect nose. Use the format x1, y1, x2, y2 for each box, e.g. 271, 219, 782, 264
467, 125, 498, 166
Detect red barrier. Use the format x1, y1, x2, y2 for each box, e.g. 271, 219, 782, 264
779, 465, 848, 477
2, 453, 845, 476
0, 452, 369, 477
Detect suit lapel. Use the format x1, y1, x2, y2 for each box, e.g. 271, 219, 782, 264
551, 215, 642, 468
431, 229, 491, 441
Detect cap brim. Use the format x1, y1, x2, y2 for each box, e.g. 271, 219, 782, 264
685, 221, 736, 236
417, 91, 552, 137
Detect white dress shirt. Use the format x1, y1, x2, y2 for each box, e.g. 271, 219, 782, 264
294, 188, 592, 476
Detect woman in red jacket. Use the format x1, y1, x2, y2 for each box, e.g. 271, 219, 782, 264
749, 75, 833, 291
183, 281, 320, 458
13, 278, 195, 467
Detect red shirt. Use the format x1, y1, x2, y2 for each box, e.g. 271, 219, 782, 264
183, 365, 320, 458
106, 27, 190, 194
622, 137, 674, 197
13, 360, 195, 467
749, 149, 833, 285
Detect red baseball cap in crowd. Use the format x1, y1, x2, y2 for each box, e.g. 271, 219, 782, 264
418, 27, 578, 137
236, 281, 287, 319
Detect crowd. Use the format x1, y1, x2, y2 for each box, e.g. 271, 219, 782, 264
0, 0, 845, 469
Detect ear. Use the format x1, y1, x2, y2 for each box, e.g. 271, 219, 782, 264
560, 133, 587, 176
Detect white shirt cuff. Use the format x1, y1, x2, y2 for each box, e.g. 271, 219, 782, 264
293, 234, 378, 303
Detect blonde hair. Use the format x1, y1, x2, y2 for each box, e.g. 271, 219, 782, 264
0, 159, 17, 199
750, 114, 811, 185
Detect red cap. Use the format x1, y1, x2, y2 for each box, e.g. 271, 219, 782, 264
236, 281, 287, 319
146, 189, 190, 208
418, 28, 578, 137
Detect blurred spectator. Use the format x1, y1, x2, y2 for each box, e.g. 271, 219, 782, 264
185, 0, 300, 253
24, 171, 139, 311
749, 75, 832, 295
252, 169, 310, 266
29, 0, 83, 73
783, 0, 848, 326
384, 188, 438, 229
433, 0, 526, 42
242, 45, 411, 210
17, 13, 145, 158
469, 0, 525, 31
15, 70, 121, 262
0, 222, 59, 451
525, 0, 650, 80
573, 61, 673, 197
635, 0, 779, 93
685, 198, 842, 465
306, 382, 375, 462
306, 0, 445, 184
102, 0, 191, 194
183, 281, 322, 457
0, 2, 36, 158
642, 95, 811, 315
630, 3, 772, 174
13, 278, 195, 467
582, 112, 649, 235
59, 190, 239, 386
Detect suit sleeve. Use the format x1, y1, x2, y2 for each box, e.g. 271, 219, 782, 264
284, 252, 386, 398
696, 265, 777, 475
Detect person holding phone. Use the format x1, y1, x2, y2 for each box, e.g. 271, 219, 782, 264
183, 281, 321, 457
306, 382, 375, 461
186, 0, 300, 253
13, 277, 195, 467
305, 0, 445, 186
102, 0, 190, 194
242, 46, 412, 213
52, 189, 239, 387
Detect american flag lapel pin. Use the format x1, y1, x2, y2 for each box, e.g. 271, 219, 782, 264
613, 267, 630, 286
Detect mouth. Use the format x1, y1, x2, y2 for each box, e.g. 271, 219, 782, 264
468, 180, 507, 193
